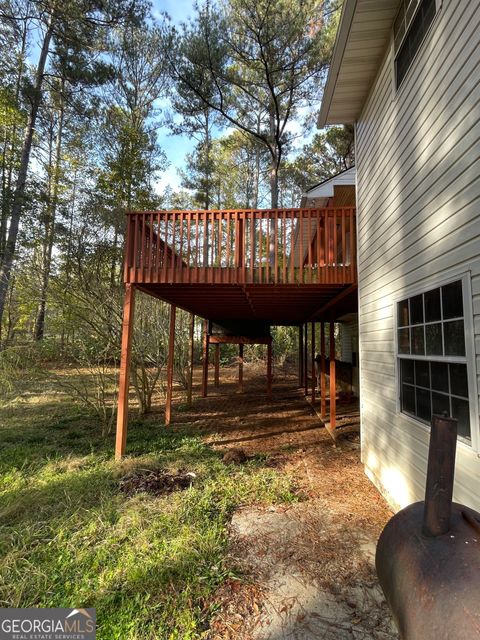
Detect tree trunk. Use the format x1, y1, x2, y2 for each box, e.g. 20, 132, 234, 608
110, 227, 119, 290
0, 17, 53, 330
268, 100, 279, 268
35, 84, 64, 340
61, 164, 78, 351
203, 111, 211, 266
0, 17, 28, 264
269, 154, 279, 268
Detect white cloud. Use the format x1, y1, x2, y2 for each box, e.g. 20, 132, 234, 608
155, 165, 182, 194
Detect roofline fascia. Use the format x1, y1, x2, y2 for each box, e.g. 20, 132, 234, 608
317, 0, 358, 129
302, 165, 356, 196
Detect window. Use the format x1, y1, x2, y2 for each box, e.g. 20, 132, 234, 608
397, 279, 472, 442
394, 0, 438, 89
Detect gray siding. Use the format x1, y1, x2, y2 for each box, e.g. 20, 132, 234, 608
356, 0, 480, 511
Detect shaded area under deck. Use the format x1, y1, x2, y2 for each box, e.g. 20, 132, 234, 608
137, 283, 357, 325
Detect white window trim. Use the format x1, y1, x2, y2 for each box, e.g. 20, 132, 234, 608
390, 0, 443, 95
393, 270, 479, 453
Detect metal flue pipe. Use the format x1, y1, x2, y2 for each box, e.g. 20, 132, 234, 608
375, 414, 480, 640
422, 414, 457, 537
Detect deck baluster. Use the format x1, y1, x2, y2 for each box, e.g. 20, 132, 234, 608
124, 208, 356, 289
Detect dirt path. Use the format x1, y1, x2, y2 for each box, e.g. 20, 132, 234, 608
174, 366, 399, 639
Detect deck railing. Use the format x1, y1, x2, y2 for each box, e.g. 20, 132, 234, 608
124, 208, 356, 286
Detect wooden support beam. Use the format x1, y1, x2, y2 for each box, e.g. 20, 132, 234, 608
187, 314, 195, 407
311, 322, 316, 405
209, 335, 271, 345
320, 321, 326, 418
267, 341, 272, 399
327, 318, 336, 438
299, 325, 304, 387
303, 324, 308, 397
165, 304, 176, 425
115, 284, 135, 461
238, 343, 244, 392
307, 284, 358, 322
201, 320, 209, 397
214, 344, 220, 387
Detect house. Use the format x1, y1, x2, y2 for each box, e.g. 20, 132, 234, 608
318, 0, 480, 511
300, 166, 356, 209
300, 167, 359, 397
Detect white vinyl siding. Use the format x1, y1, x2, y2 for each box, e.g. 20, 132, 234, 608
355, 0, 480, 512
304, 167, 356, 199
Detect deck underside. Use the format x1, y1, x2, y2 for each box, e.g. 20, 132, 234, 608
136, 283, 358, 324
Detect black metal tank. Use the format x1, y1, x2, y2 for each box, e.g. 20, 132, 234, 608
376, 415, 480, 640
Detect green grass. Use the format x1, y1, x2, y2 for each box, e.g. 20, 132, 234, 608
0, 377, 296, 639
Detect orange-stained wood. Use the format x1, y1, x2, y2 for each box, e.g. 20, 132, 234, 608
311, 322, 316, 405
327, 318, 336, 438
350, 209, 355, 282
320, 321, 326, 418
165, 304, 176, 425
123, 208, 356, 291
315, 211, 321, 284
209, 335, 271, 345
274, 209, 278, 284
115, 283, 136, 460
333, 210, 338, 285
187, 313, 195, 407
307, 211, 312, 284
298, 325, 303, 387
299, 210, 304, 284
303, 322, 308, 397
289, 211, 294, 284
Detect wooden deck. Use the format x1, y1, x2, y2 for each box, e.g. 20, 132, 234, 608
124, 208, 357, 323
115, 208, 358, 458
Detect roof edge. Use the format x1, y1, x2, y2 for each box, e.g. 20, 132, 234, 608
302, 165, 356, 195
317, 0, 358, 128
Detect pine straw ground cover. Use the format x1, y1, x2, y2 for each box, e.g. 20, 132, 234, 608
0, 371, 296, 640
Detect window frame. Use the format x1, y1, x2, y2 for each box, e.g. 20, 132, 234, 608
394, 271, 479, 452
392, 0, 442, 91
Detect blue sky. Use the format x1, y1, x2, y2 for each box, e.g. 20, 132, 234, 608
152, 0, 197, 193
150, 0, 318, 196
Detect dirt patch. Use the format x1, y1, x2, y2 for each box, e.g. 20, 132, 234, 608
119, 469, 196, 496
209, 483, 397, 639
180, 369, 398, 639
169, 367, 398, 640
229, 442, 398, 639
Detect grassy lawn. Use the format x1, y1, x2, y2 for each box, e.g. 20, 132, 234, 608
0, 374, 295, 639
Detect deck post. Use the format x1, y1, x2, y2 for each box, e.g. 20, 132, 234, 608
267, 340, 272, 398
303, 323, 308, 396
298, 325, 304, 387
115, 283, 136, 460
311, 322, 316, 404
201, 320, 209, 397
238, 343, 244, 392
214, 344, 220, 387
187, 314, 195, 407
320, 321, 326, 418
328, 318, 336, 436
165, 304, 176, 425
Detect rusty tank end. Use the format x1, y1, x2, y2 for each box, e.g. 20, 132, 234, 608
375, 415, 480, 640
